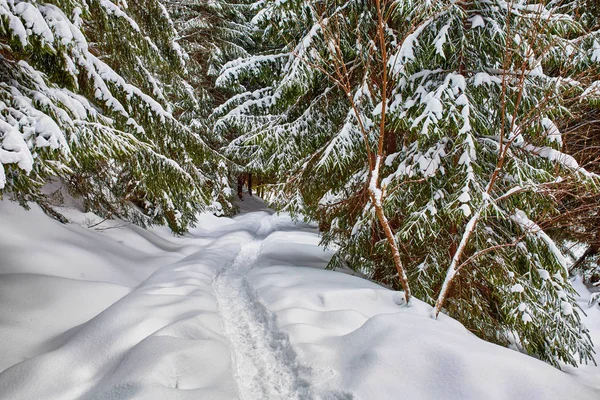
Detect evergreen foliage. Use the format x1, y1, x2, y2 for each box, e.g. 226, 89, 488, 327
0, 0, 230, 232
164, 0, 257, 204
2, 0, 599, 371
216, 0, 600, 367
165, 0, 254, 85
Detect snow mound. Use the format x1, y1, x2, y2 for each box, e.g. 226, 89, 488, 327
0, 197, 597, 399
249, 264, 598, 399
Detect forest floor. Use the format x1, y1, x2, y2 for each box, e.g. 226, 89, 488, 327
0, 195, 598, 400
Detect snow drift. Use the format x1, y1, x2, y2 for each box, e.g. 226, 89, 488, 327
0, 196, 598, 399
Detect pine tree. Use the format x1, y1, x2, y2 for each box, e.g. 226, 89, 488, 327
165, 0, 255, 95
162, 0, 257, 211
0, 0, 229, 232
550, 0, 600, 283
216, 0, 600, 367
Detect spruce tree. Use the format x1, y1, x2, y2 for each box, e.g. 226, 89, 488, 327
0, 0, 226, 232
216, 0, 600, 367
162, 0, 256, 211
551, 0, 600, 283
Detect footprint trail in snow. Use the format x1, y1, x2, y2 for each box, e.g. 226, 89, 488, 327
214, 240, 313, 400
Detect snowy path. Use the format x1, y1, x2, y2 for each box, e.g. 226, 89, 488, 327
214, 240, 312, 400
0, 198, 342, 400
0, 196, 598, 400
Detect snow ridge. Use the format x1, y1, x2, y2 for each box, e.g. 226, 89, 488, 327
214, 240, 313, 400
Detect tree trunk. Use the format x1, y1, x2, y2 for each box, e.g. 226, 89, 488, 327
368, 156, 411, 304
433, 210, 482, 317
248, 173, 253, 196
371, 195, 412, 304
237, 175, 244, 200
385, 130, 397, 156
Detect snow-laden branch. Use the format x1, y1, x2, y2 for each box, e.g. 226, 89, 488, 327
510, 209, 570, 273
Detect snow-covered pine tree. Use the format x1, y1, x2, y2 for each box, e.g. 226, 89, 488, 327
165, 0, 255, 100
216, 0, 599, 367
0, 0, 227, 232
548, 0, 600, 282
163, 0, 256, 212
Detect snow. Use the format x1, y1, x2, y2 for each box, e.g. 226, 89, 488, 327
470, 15, 485, 29
5, 9, 28, 47
592, 40, 600, 63
13, 2, 55, 45
538, 269, 551, 280
34, 114, 66, 149
473, 72, 502, 87
369, 156, 383, 206
40, 5, 74, 45
0, 119, 34, 188
458, 191, 471, 203
511, 209, 570, 272
561, 301, 574, 316
542, 117, 562, 145
216, 54, 287, 88
459, 203, 471, 217
580, 77, 600, 105
99, 0, 141, 33
564, 276, 600, 390
384, 140, 447, 182
214, 240, 315, 399
434, 23, 451, 57
389, 19, 431, 74
0, 197, 598, 399
511, 283, 525, 293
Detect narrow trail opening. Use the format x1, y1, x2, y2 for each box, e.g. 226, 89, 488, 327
213, 239, 313, 400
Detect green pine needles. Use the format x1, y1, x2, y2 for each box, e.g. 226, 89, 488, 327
0, 0, 232, 232
216, 0, 600, 368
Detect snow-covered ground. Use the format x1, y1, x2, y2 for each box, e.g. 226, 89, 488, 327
0, 196, 598, 399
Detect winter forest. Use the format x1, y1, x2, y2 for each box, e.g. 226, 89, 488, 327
1, 0, 600, 399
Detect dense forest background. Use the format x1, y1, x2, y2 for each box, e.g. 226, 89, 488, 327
1, 0, 599, 368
